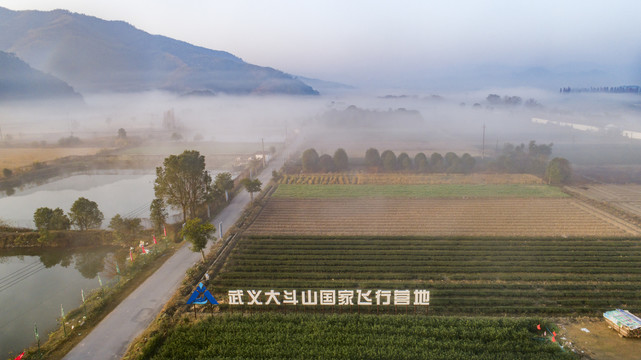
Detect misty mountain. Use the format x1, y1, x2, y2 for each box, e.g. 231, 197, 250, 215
0, 50, 82, 101
295, 76, 355, 93
0, 7, 318, 95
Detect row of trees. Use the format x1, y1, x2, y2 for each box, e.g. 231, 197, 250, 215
364, 148, 475, 174
34, 197, 104, 232
299, 148, 476, 174
301, 148, 349, 173
490, 141, 553, 176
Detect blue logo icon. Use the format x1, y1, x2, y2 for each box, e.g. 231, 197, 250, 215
187, 282, 218, 305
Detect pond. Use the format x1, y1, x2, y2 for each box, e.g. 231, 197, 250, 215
0, 246, 120, 358
0, 170, 230, 228
0, 172, 157, 228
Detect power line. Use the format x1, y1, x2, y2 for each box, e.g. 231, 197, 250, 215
0, 264, 47, 293
0, 261, 41, 283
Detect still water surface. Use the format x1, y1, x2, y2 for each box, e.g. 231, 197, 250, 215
0, 173, 156, 228
0, 247, 119, 357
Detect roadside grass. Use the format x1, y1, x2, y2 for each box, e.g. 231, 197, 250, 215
273, 184, 568, 199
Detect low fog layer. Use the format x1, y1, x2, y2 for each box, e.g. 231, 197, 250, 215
1, 89, 640, 166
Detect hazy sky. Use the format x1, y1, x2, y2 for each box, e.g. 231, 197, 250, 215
1, 0, 640, 90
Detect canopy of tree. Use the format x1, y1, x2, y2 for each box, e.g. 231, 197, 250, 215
180, 217, 215, 261
154, 150, 212, 221
69, 197, 104, 230
33, 207, 70, 231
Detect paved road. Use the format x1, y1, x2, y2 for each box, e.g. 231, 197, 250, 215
64, 157, 284, 360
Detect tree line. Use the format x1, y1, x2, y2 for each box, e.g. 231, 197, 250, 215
296, 143, 571, 185
299, 148, 476, 174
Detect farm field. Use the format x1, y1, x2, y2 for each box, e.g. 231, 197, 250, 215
280, 173, 544, 185
143, 314, 573, 360
566, 184, 641, 219
0, 147, 107, 170
273, 184, 567, 198
246, 198, 641, 237
212, 236, 641, 317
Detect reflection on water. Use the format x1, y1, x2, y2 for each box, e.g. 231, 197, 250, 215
0, 173, 156, 228
0, 246, 120, 357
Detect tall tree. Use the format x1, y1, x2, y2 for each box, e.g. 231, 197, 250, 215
397, 152, 412, 172
430, 153, 445, 172
318, 154, 336, 173
69, 197, 104, 230
414, 153, 429, 173
544, 157, 572, 185
154, 150, 212, 221
333, 148, 349, 171
364, 148, 381, 169
241, 178, 262, 204
149, 198, 168, 235
301, 148, 320, 172
214, 172, 235, 202
34, 207, 70, 230
180, 218, 215, 262
381, 150, 397, 172
460, 153, 476, 174
444, 152, 460, 173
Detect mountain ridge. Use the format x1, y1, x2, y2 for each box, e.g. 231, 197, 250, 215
0, 50, 82, 101
0, 6, 318, 95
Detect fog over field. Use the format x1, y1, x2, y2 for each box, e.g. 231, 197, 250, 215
2, 89, 641, 160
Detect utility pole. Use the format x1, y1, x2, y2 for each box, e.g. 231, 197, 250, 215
482, 123, 486, 160
261, 138, 266, 167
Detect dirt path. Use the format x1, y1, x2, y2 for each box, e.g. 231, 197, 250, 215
558, 318, 641, 360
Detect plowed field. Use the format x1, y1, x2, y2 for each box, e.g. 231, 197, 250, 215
567, 184, 641, 218
246, 198, 641, 237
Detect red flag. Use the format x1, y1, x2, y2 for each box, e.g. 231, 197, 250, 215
141, 245, 146, 254
153, 235, 157, 244
537, 324, 541, 330
14, 352, 24, 360
163, 225, 167, 237
551, 336, 556, 343
553, 331, 556, 336
129, 249, 133, 261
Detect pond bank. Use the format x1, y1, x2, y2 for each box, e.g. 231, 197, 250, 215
0, 228, 118, 249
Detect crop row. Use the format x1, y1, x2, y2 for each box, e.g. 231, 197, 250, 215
279, 173, 544, 185
143, 314, 573, 360
246, 198, 639, 237
272, 184, 566, 198
211, 236, 641, 316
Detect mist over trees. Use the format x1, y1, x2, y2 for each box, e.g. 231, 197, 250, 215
295, 147, 476, 174
490, 141, 553, 176
544, 157, 572, 185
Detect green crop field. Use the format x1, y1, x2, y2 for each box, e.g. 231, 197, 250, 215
142, 314, 573, 360
272, 184, 568, 198
212, 236, 641, 316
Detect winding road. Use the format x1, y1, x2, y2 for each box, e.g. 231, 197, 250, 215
63, 155, 285, 360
